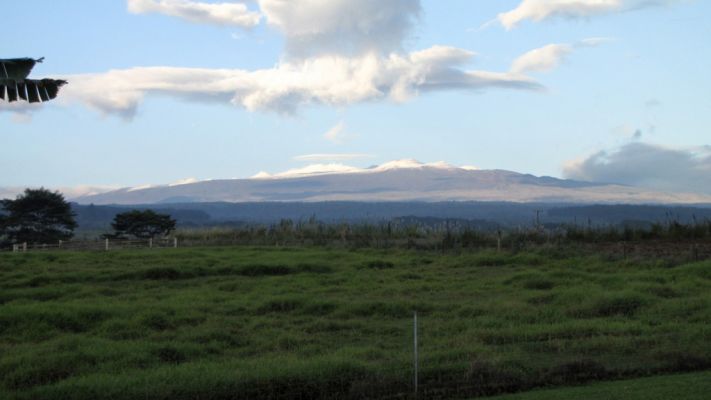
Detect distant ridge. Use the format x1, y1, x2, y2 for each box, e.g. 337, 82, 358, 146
74, 160, 711, 205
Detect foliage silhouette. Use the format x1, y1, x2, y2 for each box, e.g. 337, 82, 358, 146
0, 188, 76, 245
108, 210, 176, 239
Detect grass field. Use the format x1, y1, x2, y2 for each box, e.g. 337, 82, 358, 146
1, 247, 710, 399
487, 371, 711, 400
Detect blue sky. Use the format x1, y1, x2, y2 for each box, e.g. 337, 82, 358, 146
1, 0, 710, 195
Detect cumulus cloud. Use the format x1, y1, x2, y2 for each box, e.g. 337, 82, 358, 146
8, 0, 549, 118
498, 0, 681, 30
259, 0, 421, 58
293, 153, 373, 162
58, 46, 542, 117
563, 142, 711, 194
127, 0, 261, 28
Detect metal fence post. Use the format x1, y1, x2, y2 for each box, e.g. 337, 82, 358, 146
414, 310, 418, 397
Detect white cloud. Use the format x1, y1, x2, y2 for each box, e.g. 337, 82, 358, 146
511, 44, 573, 74
498, 0, 681, 30
258, 0, 421, 58
58, 47, 542, 117
510, 39, 606, 74
323, 122, 348, 143
127, 0, 261, 28
10, 1, 549, 118
563, 142, 711, 194
294, 153, 373, 162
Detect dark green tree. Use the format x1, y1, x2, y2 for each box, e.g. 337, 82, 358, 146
109, 210, 176, 239
0, 188, 77, 245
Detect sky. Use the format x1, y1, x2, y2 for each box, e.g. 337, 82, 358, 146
1, 0, 710, 195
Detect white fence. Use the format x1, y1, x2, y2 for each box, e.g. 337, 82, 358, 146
8, 238, 178, 253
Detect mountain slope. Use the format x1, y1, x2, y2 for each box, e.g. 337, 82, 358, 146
74, 160, 711, 205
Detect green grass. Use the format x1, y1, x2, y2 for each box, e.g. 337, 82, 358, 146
485, 371, 711, 400
1, 247, 710, 399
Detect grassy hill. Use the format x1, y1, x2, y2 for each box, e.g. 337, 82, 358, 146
1, 247, 710, 399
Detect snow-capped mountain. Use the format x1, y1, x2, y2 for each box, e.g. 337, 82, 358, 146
73, 160, 711, 205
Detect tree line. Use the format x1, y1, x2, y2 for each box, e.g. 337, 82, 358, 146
1, 188, 176, 247
3, 188, 711, 249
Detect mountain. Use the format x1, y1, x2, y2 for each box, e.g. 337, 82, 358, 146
74, 160, 711, 205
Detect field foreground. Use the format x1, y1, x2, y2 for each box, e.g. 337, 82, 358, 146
487, 371, 711, 400
1, 247, 710, 399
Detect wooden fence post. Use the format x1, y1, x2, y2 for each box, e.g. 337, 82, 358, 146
149, 238, 153, 249
174, 237, 178, 248
105, 238, 109, 251
22, 242, 27, 252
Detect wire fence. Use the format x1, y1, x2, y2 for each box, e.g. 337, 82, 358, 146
5, 237, 177, 252
4, 236, 710, 264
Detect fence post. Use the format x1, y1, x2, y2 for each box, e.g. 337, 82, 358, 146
173, 237, 178, 249
58, 240, 63, 249
105, 238, 109, 251
22, 242, 27, 252
12, 244, 17, 253
414, 310, 418, 397
149, 238, 153, 249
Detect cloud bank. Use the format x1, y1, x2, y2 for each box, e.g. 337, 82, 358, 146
5, 0, 611, 118
127, 0, 261, 28
564, 142, 711, 195
498, 0, 681, 30
59, 46, 542, 117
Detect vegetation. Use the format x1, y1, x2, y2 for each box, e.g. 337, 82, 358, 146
0, 188, 76, 246
107, 210, 176, 239
487, 372, 711, 400
1, 247, 710, 399
169, 217, 711, 253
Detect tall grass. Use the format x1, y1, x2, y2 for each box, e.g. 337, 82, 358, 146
1, 248, 710, 399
